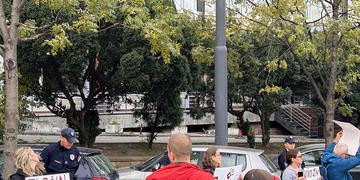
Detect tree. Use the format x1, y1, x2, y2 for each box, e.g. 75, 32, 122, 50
0, 0, 186, 178
191, 16, 293, 147
226, 32, 293, 147
230, 0, 360, 145
134, 10, 200, 149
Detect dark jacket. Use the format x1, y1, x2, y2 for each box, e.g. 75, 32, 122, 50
146, 163, 214, 180
10, 169, 29, 180
322, 142, 360, 180
40, 141, 80, 179
203, 165, 215, 175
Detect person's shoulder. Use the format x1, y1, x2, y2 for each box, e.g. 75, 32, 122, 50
10, 174, 24, 180
44, 142, 59, 150
280, 149, 287, 155
190, 165, 213, 179
70, 145, 80, 153
191, 169, 214, 180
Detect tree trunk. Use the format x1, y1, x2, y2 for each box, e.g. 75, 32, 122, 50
260, 115, 270, 147
324, 107, 335, 146
3, 44, 19, 179
67, 110, 101, 147
148, 132, 155, 149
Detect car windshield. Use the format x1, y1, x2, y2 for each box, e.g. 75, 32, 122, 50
132, 152, 164, 171
259, 153, 277, 173
86, 153, 117, 175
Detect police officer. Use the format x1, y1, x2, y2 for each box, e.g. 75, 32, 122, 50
278, 136, 305, 172
40, 128, 80, 179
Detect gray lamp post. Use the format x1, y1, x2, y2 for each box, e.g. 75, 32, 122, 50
215, 0, 228, 146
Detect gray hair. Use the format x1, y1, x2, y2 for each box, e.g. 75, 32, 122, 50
334, 143, 348, 155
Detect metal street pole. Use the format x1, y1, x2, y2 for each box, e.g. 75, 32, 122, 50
215, 0, 228, 146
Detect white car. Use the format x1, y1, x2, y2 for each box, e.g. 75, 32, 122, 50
117, 145, 281, 179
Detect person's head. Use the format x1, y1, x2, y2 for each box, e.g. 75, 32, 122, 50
286, 149, 303, 166
13, 147, 45, 176
284, 136, 296, 151
334, 143, 349, 158
243, 169, 273, 180
202, 147, 222, 168
167, 134, 192, 163
60, 128, 76, 149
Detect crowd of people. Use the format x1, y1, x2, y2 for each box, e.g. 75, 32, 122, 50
145, 133, 277, 180
10, 127, 79, 180
8, 128, 360, 180
277, 131, 360, 180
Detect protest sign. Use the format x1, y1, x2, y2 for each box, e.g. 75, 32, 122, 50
333, 120, 360, 156
213, 165, 242, 180
304, 167, 321, 180
25, 173, 70, 180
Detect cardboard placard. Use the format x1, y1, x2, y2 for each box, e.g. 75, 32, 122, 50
333, 120, 360, 156
25, 173, 70, 180
304, 167, 321, 180
213, 165, 242, 180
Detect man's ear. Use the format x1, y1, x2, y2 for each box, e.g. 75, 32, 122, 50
168, 151, 175, 161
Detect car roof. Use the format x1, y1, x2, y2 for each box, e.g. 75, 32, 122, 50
295, 143, 325, 152
192, 145, 264, 155
0, 144, 102, 155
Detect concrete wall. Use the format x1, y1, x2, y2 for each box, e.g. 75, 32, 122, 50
24, 111, 261, 134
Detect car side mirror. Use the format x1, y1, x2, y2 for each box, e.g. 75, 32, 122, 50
152, 163, 160, 172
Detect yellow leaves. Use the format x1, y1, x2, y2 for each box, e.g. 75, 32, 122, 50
264, 60, 278, 72
346, 54, 360, 68
41, 24, 72, 55
279, 60, 287, 69
344, 71, 360, 84
294, 40, 317, 59
338, 103, 355, 117
259, 85, 281, 94
335, 80, 350, 95
191, 46, 214, 66
264, 59, 287, 72
18, 20, 36, 38
72, 11, 98, 34
288, 34, 296, 43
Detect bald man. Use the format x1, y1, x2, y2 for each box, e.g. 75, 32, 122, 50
322, 131, 360, 180
146, 134, 214, 180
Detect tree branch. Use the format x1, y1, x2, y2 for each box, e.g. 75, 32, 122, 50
0, 0, 9, 40
284, 37, 327, 106
279, 15, 299, 25
18, 22, 51, 30
19, 32, 48, 41
69, 23, 121, 38
320, 0, 331, 17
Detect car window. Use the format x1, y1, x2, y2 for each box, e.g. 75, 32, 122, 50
259, 153, 277, 173
86, 153, 117, 175
220, 153, 246, 171
190, 151, 200, 165
303, 150, 324, 166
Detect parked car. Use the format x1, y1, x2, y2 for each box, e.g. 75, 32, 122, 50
272, 143, 360, 179
117, 145, 281, 179
0, 144, 119, 180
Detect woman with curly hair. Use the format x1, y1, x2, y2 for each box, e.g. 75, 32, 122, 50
10, 147, 46, 180
202, 147, 222, 175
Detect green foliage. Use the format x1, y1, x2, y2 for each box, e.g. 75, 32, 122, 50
0, 73, 37, 144
109, 121, 120, 125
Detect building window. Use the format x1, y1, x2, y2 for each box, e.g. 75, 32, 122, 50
197, 0, 204, 13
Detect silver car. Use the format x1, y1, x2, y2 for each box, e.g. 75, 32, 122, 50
117, 145, 281, 179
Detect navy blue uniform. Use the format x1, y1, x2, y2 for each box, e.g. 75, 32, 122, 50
40, 141, 80, 179
278, 149, 287, 171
